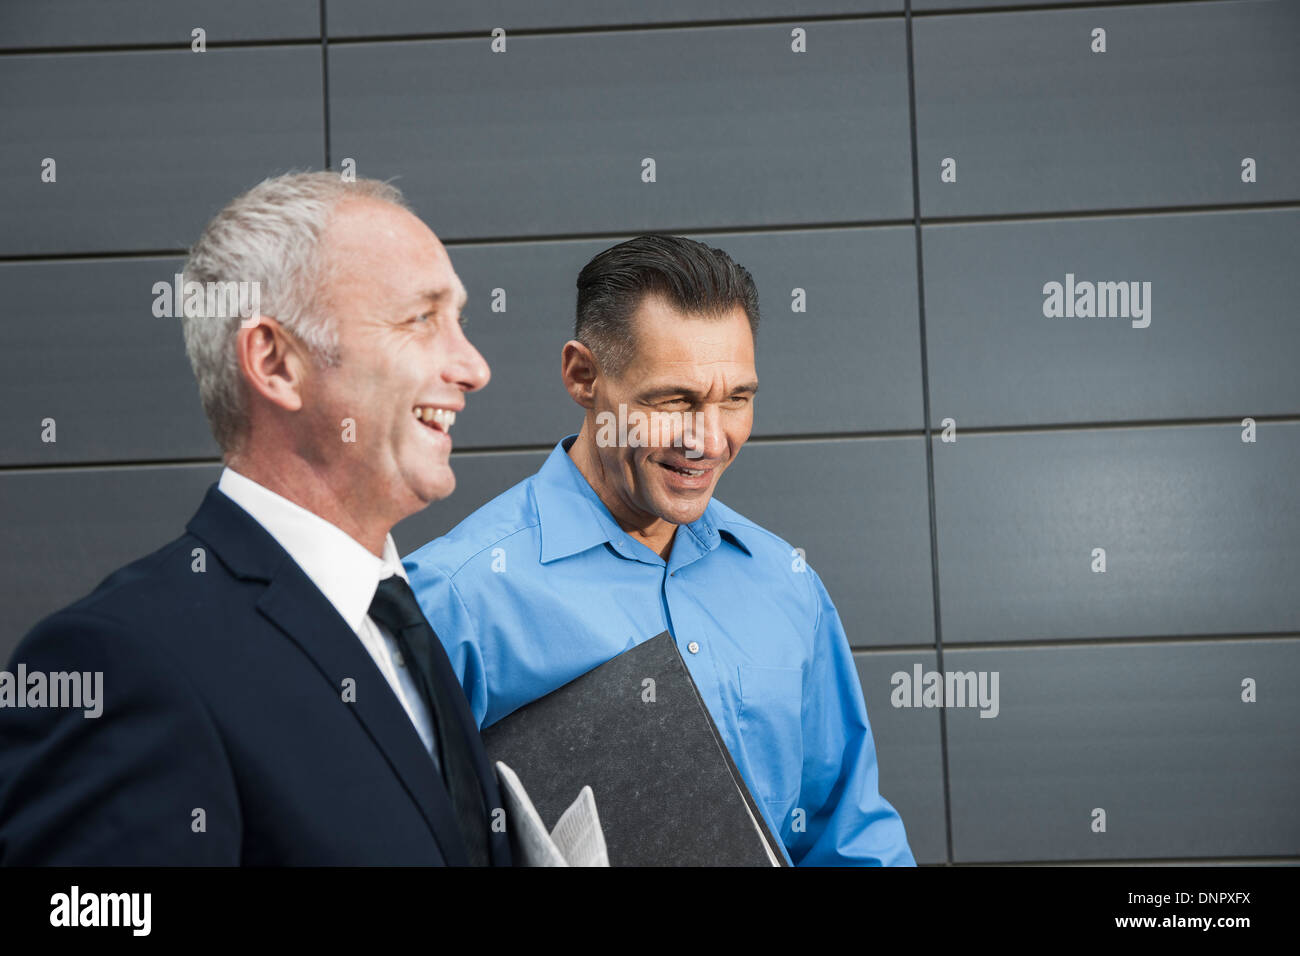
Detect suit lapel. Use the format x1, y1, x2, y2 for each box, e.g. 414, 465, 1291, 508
187, 485, 470, 865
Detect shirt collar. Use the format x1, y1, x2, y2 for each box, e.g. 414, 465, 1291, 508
534, 435, 754, 565
217, 466, 408, 631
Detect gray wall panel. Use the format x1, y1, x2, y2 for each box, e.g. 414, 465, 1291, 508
934, 424, 1300, 643
0, 258, 216, 466
328, 0, 901, 35
0, 1, 320, 49
915, 0, 1115, 8
924, 209, 1300, 428
944, 641, 1300, 861
0, 48, 324, 256
444, 226, 922, 449
0, 464, 221, 657
437, 239, 581, 450
328, 21, 913, 239
855, 650, 948, 864
715, 437, 935, 648
700, 228, 925, 434
914, 1, 1300, 216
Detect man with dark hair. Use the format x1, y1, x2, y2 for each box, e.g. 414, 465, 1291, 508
573, 233, 761, 378
405, 234, 914, 866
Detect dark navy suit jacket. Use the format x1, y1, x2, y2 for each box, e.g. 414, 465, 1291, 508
0, 485, 511, 866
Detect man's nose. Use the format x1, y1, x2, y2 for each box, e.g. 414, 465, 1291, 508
446, 324, 490, 392
683, 405, 727, 460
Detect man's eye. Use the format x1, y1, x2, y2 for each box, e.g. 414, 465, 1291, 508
412, 312, 432, 324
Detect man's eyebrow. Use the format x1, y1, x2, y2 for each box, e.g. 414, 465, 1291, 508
640, 381, 759, 401
406, 288, 468, 311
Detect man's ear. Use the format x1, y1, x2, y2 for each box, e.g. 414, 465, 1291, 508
236, 316, 307, 413
561, 339, 600, 409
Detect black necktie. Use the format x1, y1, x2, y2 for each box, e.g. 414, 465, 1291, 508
368, 575, 490, 866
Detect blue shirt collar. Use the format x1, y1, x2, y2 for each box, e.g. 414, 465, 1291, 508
534, 435, 753, 565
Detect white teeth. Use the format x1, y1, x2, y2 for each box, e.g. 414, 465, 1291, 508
412, 407, 456, 432
664, 462, 705, 477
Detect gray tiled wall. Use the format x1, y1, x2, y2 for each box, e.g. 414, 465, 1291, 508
913, 1, 1300, 215
2, 0, 1296, 865
0, 1, 320, 49
327, 20, 914, 237
0, 48, 324, 255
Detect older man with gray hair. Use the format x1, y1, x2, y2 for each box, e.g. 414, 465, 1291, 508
0, 172, 507, 865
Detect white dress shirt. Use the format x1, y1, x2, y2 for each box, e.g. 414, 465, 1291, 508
216, 467, 437, 758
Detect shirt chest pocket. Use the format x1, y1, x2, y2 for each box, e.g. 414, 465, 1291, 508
737, 665, 804, 809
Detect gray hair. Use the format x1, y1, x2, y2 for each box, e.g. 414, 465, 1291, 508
180, 170, 407, 453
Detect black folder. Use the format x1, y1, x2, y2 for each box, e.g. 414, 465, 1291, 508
480, 631, 788, 866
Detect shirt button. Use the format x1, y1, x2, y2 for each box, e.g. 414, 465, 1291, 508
393, 651, 405, 668
687, 641, 700, 655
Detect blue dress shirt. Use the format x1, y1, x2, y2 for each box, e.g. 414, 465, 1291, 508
404, 435, 915, 866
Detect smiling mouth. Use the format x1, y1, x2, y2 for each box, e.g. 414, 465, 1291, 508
413, 406, 456, 434
658, 460, 708, 478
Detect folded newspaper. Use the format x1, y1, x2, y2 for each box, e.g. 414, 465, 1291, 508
495, 761, 610, 867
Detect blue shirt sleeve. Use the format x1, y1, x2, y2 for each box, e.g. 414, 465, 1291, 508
784, 567, 916, 867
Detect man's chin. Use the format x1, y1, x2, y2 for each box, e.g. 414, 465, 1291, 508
652, 493, 712, 528
410, 470, 455, 508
